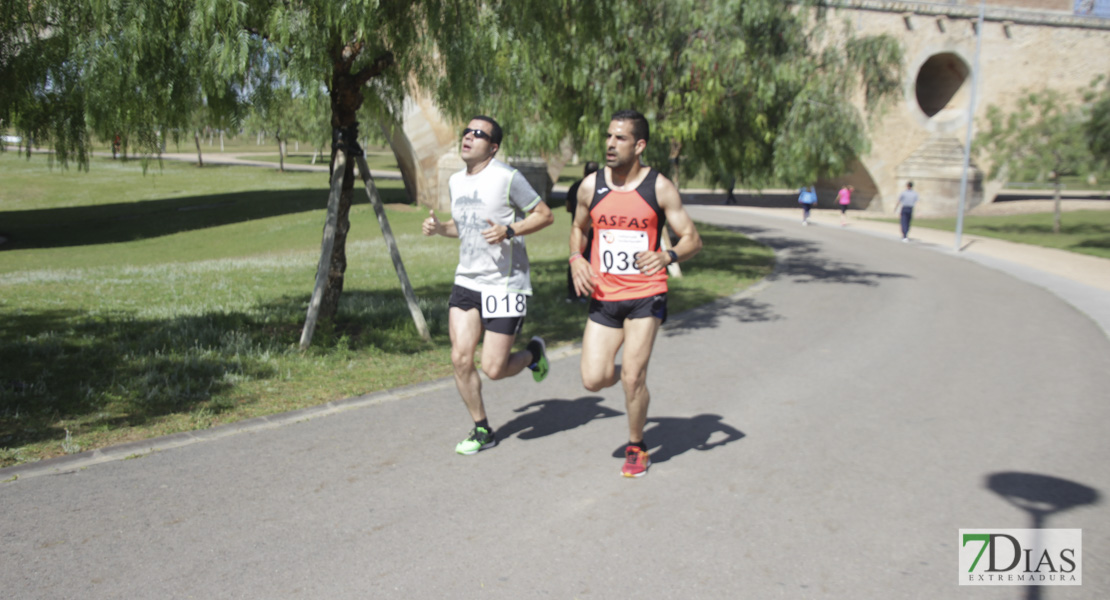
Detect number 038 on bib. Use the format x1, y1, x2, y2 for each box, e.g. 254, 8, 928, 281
600, 229, 649, 275
481, 290, 527, 318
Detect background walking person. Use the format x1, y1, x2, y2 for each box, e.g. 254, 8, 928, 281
799, 185, 817, 225
893, 181, 919, 242
837, 184, 853, 227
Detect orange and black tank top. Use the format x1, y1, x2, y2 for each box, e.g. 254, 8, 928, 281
588, 168, 668, 301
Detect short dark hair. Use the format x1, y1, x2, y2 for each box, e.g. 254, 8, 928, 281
471, 115, 503, 145
584, 161, 600, 176
907, 181, 914, 188
611, 109, 650, 143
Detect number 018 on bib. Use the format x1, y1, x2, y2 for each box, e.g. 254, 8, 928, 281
481, 290, 527, 318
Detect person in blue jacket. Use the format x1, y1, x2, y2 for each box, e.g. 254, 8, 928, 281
798, 185, 817, 225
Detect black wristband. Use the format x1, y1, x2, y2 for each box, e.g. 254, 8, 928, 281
505, 225, 515, 239
667, 249, 678, 264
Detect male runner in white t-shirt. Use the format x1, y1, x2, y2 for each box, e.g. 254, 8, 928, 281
422, 115, 555, 455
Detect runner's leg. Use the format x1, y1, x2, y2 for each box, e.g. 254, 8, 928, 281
479, 330, 532, 380
449, 307, 486, 422
580, 319, 624, 392
617, 316, 662, 444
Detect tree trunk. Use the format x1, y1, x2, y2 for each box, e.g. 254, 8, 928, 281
278, 132, 286, 173
312, 47, 394, 322
194, 131, 204, 167
317, 67, 363, 321
1053, 177, 1062, 234
318, 165, 354, 320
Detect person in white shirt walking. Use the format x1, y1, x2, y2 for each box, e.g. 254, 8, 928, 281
893, 181, 920, 242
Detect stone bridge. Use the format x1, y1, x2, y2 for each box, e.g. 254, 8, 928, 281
389, 0, 1110, 216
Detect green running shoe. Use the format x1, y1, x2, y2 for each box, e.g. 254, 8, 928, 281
455, 426, 497, 455
527, 336, 549, 382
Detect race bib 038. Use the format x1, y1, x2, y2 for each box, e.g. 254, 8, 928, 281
599, 229, 649, 275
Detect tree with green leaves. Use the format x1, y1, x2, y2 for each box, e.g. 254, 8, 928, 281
468, 1, 902, 190
1, 0, 508, 324
976, 87, 1102, 234
1085, 77, 1110, 165
3, 0, 902, 327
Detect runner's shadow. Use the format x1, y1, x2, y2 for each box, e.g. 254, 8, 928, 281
611, 414, 746, 464
499, 396, 623, 441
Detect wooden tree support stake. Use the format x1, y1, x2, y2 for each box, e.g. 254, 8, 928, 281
354, 154, 431, 341
299, 152, 347, 350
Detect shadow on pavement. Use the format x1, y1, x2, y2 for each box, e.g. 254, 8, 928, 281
987, 472, 1100, 530
720, 223, 914, 287
498, 396, 624, 441
611, 414, 746, 464
666, 295, 781, 336
774, 251, 913, 287
984, 472, 1100, 600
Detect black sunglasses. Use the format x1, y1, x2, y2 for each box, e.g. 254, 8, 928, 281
461, 128, 493, 141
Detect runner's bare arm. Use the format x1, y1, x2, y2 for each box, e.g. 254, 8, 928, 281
570, 172, 599, 296
481, 200, 554, 244
634, 174, 702, 276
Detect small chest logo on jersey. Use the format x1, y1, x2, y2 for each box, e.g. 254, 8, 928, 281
959, 529, 1081, 586
597, 187, 609, 194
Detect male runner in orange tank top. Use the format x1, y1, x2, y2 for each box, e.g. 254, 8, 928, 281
569, 109, 702, 477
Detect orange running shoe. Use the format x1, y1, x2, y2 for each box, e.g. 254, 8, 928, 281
621, 445, 651, 478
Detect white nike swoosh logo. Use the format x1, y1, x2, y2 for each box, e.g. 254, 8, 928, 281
597, 187, 609, 194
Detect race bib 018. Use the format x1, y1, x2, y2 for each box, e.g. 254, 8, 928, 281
599, 229, 649, 275
481, 290, 527, 318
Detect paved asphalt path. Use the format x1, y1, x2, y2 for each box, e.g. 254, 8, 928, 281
2, 207, 1108, 599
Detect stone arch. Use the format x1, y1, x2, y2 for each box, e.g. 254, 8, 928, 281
907, 49, 975, 136
914, 52, 970, 118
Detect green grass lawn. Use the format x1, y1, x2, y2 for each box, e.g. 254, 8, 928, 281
909, 211, 1110, 259
0, 152, 774, 468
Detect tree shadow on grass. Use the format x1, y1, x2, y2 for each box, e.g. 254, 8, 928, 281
0, 284, 453, 458
0, 308, 278, 453
1075, 237, 1110, 251
973, 222, 1110, 237
0, 221, 770, 463
0, 186, 412, 251
0, 267, 604, 462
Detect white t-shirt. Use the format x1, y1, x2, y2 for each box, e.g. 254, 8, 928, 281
898, 189, 920, 208
449, 159, 541, 295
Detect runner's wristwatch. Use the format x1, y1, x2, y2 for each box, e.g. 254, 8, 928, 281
505, 225, 516, 239
667, 250, 678, 264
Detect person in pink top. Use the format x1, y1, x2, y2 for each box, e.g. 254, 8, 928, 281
837, 185, 853, 227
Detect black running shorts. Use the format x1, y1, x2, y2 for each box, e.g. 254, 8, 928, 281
588, 293, 667, 328
448, 285, 525, 336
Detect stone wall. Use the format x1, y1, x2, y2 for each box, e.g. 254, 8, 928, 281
826, 1, 1110, 215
